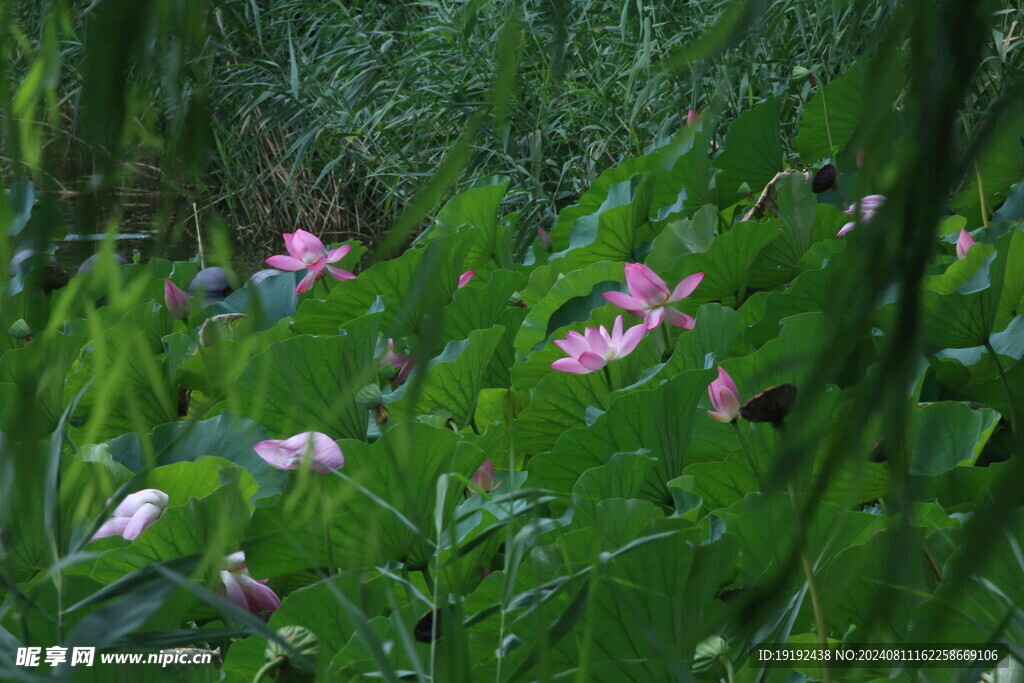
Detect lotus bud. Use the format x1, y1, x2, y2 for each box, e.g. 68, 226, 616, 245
470, 460, 502, 495
164, 279, 192, 320
355, 384, 384, 411
955, 229, 976, 260
8, 319, 31, 340
537, 226, 552, 250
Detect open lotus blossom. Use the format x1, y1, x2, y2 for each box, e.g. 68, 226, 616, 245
602, 263, 705, 329
164, 280, 191, 320
381, 338, 414, 383
265, 229, 356, 295
254, 432, 345, 473
92, 489, 170, 542
707, 366, 741, 423
838, 194, 886, 236
956, 229, 976, 259
458, 270, 475, 288
551, 315, 647, 374
218, 552, 281, 615
470, 460, 502, 495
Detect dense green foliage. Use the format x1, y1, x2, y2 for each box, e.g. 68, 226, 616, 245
2, 1, 1024, 682
5, 1, 1023, 248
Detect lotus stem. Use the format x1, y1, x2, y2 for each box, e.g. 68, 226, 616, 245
787, 482, 831, 683
730, 421, 762, 490
984, 339, 1022, 454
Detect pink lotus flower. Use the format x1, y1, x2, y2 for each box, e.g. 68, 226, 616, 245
707, 367, 741, 423
253, 432, 345, 473
381, 338, 414, 383
458, 270, 475, 288
602, 263, 705, 329
470, 460, 502, 495
955, 229, 976, 259
838, 194, 886, 236
686, 108, 700, 126
164, 280, 191, 320
537, 226, 552, 250
265, 230, 356, 294
551, 315, 647, 374
218, 552, 281, 615
92, 489, 169, 542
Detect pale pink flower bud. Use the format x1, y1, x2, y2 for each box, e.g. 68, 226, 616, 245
955, 229, 976, 260
253, 432, 344, 473
707, 367, 741, 423
92, 488, 170, 542
164, 280, 191, 320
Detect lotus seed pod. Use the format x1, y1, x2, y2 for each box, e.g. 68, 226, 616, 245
355, 383, 384, 411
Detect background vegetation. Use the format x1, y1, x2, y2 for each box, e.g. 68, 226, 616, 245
5, 0, 1022, 255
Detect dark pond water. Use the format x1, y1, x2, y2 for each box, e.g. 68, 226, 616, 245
53, 225, 272, 279
55, 232, 199, 274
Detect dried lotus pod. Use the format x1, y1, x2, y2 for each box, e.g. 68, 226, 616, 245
739, 383, 797, 427
812, 163, 837, 193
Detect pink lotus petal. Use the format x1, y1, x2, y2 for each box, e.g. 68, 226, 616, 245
617, 322, 647, 356
837, 221, 856, 237
584, 326, 610, 358
644, 307, 665, 329
122, 503, 165, 541
687, 109, 700, 126
707, 409, 736, 423
91, 516, 131, 541
602, 290, 647, 312
282, 232, 297, 259
264, 255, 306, 271
326, 266, 356, 282
219, 570, 250, 612
304, 256, 326, 273
253, 439, 300, 470
290, 229, 327, 263
669, 272, 705, 302
236, 573, 282, 612
554, 334, 589, 358
610, 315, 624, 343
664, 308, 696, 329
223, 551, 247, 572
326, 244, 351, 263
551, 357, 592, 374
307, 433, 345, 473
458, 270, 475, 288
624, 263, 669, 303
396, 361, 414, 383
112, 489, 169, 517
577, 350, 608, 371
295, 270, 318, 294
714, 367, 739, 402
